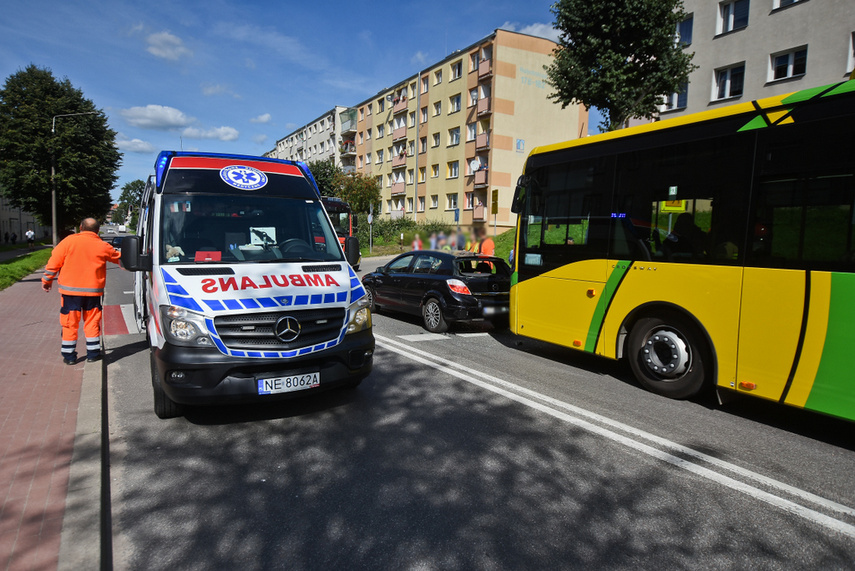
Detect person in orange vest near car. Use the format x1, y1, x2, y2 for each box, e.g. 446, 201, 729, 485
473, 226, 495, 256
42, 218, 122, 364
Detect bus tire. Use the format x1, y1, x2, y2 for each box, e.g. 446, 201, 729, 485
151, 352, 184, 419
627, 314, 710, 399
422, 297, 448, 333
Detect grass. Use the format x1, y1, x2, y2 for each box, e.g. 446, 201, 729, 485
0, 249, 52, 291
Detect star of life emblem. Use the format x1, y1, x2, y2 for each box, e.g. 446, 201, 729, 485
220, 165, 268, 190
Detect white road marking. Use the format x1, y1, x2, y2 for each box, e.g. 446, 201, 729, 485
455, 332, 490, 338
120, 304, 139, 334
375, 334, 855, 538
122, 290, 134, 295
397, 333, 448, 342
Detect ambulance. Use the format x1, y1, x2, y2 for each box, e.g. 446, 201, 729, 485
121, 151, 374, 418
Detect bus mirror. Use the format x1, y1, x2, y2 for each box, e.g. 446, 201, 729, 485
120, 235, 152, 272
511, 176, 528, 214
344, 236, 360, 267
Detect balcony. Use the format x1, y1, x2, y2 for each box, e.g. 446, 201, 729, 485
476, 132, 490, 149
392, 152, 407, 168
477, 97, 491, 116
341, 119, 357, 135
393, 126, 407, 141
478, 59, 492, 79
473, 203, 487, 221
391, 182, 405, 196
474, 169, 488, 187
342, 165, 356, 174
340, 141, 356, 156
393, 97, 408, 114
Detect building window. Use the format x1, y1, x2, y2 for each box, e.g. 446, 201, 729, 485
451, 60, 462, 80
358, 132, 364, 144
408, 140, 415, 156
773, 0, 801, 8
434, 69, 442, 85
377, 124, 385, 138
677, 15, 693, 46
358, 155, 364, 168
367, 103, 372, 116
432, 133, 440, 147
661, 83, 689, 111
419, 167, 426, 183
465, 192, 474, 209
409, 111, 416, 128
421, 76, 429, 94
447, 161, 459, 179
714, 63, 745, 100
449, 94, 461, 113
717, 0, 749, 35
358, 108, 364, 121
376, 149, 384, 163
407, 169, 414, 184
448, 127, 460, 146
770, 47, 807, 81
407, 198, 413, 213
420, 137, 427, 153
418, 196, 425, 212
446, 193, 458, 210
365, 129, 371, 141
420, 107, 428, 123
387, 147, 393, 162
466, 123, 477, 141
377, 99, 385, 112
431, 195, 439, 209
431, 164, 439, 178
410, 82, 417, 98
366, 152, 371, 165
433, 101, 442, 116
469, 89, 479, 107
470, 53, 479, 72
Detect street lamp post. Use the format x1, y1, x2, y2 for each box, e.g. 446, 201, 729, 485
51, 111, 98, 245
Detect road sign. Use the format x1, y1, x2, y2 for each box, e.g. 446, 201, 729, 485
661, 200, 687, 213
491, 189, 499, 215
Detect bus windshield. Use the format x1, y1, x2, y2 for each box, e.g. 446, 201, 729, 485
158, 194, 345, 264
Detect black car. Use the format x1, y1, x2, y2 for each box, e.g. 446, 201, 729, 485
111, 236, 124, 250
362, 250, 511, 332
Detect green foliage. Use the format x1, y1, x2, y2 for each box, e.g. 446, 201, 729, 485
115, 179, 145, 229
547, 0, 697, 131
0, 65, 121, 231
306, 158, 342, 197
0, 249, 52, 290
333, 171, 381, 214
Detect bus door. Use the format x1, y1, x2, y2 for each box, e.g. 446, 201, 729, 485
514, 159, 611, 353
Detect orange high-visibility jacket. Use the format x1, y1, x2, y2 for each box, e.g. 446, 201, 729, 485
42, 231, 121, 296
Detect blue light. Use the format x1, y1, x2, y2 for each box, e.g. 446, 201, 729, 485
155, 151, 172, 189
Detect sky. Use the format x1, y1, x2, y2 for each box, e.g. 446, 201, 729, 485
1, 0, 599, 201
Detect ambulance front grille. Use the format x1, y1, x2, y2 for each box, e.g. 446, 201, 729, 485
213, 308, 346, 351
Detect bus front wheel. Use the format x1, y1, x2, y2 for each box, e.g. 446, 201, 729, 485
627, 314, 710, 399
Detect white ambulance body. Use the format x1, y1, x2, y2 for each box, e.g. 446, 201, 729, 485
122, 151, 374, 418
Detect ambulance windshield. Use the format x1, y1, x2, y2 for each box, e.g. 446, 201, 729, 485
159, 194, 345, 264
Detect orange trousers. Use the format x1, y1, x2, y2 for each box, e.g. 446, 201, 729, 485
60, 295, 102, 361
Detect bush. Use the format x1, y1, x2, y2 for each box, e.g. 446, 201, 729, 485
355, 214, 454, 252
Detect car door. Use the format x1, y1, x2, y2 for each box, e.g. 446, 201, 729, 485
373, 253, 415, 309
401, 253, 443, 311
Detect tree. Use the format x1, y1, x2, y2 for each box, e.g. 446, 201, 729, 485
546, 0, 697, 131
333, 171, 381, 214
115, 179, 145, 230
0, 65, 122, 231
306, 158, 341, 196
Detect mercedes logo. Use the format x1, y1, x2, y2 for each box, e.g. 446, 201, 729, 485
274, 315, 301, 342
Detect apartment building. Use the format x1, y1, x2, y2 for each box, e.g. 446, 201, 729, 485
272, 106, 350, 166
352, 29, 587, 230
660, 0, 855, 118
0, 194, 49, 243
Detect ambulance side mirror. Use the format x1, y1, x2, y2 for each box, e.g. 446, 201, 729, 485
344, 236, 360, 267
121, 236, 152, 272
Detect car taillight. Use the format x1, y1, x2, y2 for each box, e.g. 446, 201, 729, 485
447, 279, 472, 296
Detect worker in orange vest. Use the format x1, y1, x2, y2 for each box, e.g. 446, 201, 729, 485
42, 218, 122, 364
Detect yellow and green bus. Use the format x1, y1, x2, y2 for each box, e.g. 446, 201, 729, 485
510, 79, 855, 421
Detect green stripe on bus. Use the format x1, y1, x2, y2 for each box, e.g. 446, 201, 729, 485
738, 114, 769, 132
805, 273, 855, 419
511, 271, 518, 287
782, 84, 834, 105
825, 81, 855, 98
584, 262, 631, 353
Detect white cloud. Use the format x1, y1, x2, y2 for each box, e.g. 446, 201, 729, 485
252, 134, 268, 145
120, 105, 195, 130
116, 137, 156, 153
250, 113, 271, 124
146, 31, 192, 60
202, 84, 227, 96
411, 51, 428, 66
215, 24, 323, 68
500, 21, 560, 43
182, 126, 239, 142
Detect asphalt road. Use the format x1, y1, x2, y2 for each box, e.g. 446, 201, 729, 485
103, 259, 855, 570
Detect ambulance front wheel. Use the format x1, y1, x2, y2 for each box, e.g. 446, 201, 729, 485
151, 351, 184, 419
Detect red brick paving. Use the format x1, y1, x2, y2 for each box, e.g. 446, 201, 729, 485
0, 268, 84, 571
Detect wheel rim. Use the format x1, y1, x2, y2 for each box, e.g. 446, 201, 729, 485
640, 328, 691, 379
366, 288, 373, 308
424, 301, 441, 329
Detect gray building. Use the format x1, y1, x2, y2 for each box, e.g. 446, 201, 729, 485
0, 194, 50, 244
272, 106, 351, 169
660, 0, 855, 118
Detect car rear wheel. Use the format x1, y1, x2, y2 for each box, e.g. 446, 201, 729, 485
422, 298, 448, 333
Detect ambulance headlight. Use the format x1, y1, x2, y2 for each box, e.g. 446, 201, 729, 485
161, 306, 213, 347
346, 297, 372, 334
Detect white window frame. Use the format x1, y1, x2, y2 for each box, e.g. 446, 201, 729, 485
434, 69, 442, 85
768, 46, 807, 82
451, 61, 462, 80
713, 63, 745, 101
446, 193, 458, 210
433, 101, 442, 116
447, 161, 459, 179
430, 195, 439, 209
377, 124, 384, 138
449, 94, 461, 113
466, 123, 477, 142
849, 32, 855, 75
419, 167, 426, 183
431, 165, 439, 178
418, 196, 425, 212
432, 133, 440, 148
717, 0, 749, 35
376, 149, 383, 164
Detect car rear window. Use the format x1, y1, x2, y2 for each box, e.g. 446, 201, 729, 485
456, 258, 510, 277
